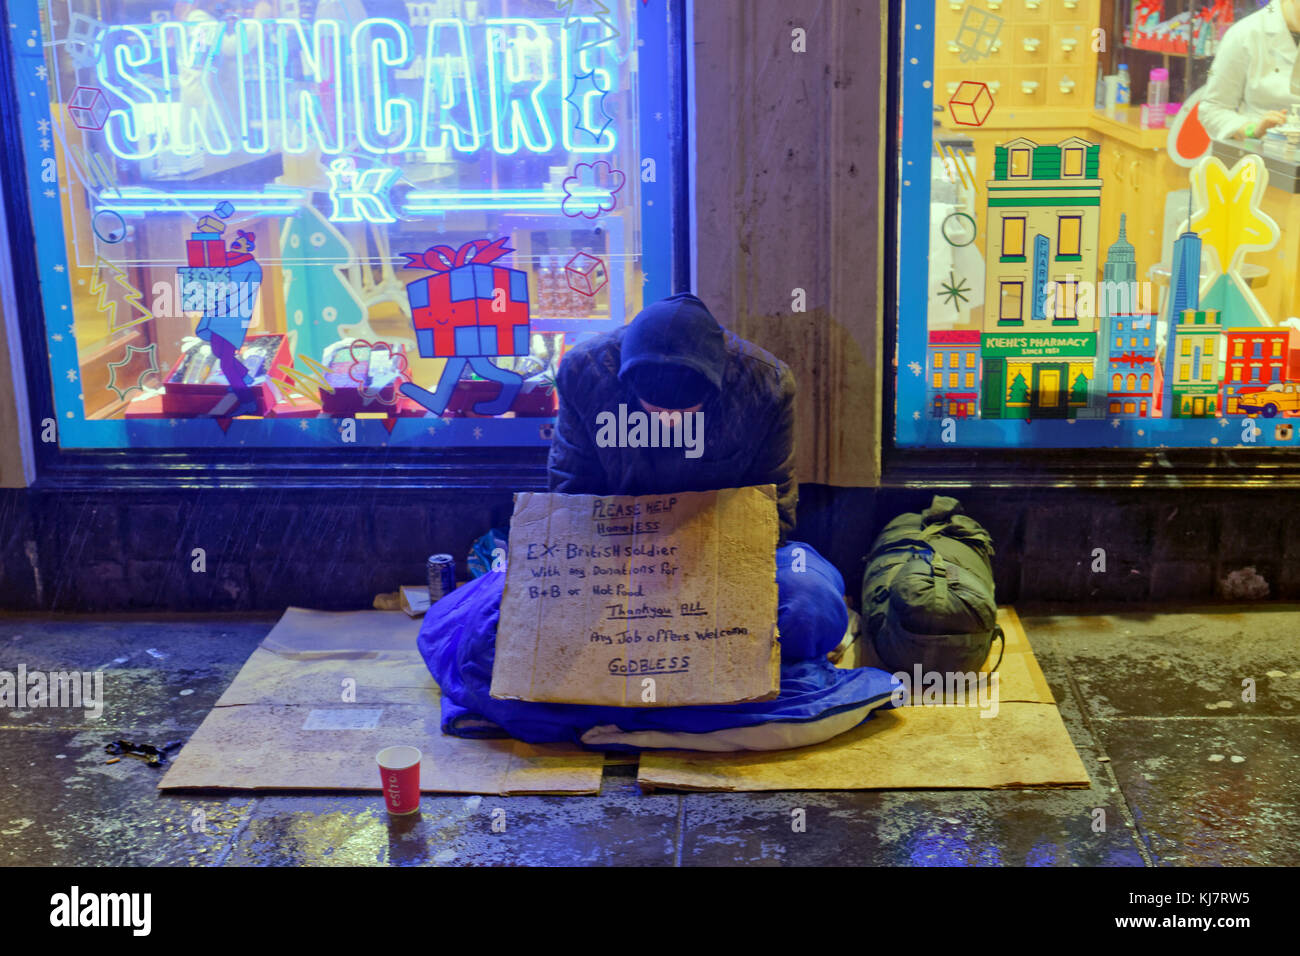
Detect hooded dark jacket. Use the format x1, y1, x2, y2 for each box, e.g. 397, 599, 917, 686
547, 299, 798, 543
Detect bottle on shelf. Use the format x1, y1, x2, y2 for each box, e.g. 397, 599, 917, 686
1116, 64, 1130, 106
1145, 68, 1169, 129
537, 258, 555, 316
550, 257, 570, 317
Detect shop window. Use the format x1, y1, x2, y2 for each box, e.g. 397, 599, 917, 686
1001, 216, 1026, 259
891, 3, 1300, 452
949, 352, 959, 367
1056, 215, 1082, 258
965, 352, 975, 368
7, 1, 681, 453
1053, 280, 1078, 322
1062, 148, 1085, 178
965, 372, 975, 387
999, 282, 1023, 323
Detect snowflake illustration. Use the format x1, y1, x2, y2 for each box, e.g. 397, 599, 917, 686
34, 64, 46, 80
51, 333, 62, 342
1219, 417, 1229, 427
473, 426, 483, 440
912, 410, 922, 420
66, 369, 76, 384
299, 420, 309, 430
43, 189, 54, 199
1111, 418, 1121, 428
939, 272, 971, 314
908, 361, 922, 376
40, 137, 49, 150
37, 118, 49, 135
53, 263, 64, 272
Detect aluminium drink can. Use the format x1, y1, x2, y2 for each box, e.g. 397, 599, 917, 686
426, 554, 456, 602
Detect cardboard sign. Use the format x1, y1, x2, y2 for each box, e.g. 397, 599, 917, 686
490, 486, 782, 708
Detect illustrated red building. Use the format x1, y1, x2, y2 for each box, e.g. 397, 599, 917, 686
1222, 327, 1300, 415
926, 329, 981, 418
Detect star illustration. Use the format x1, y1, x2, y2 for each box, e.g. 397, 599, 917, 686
105, 343, 159, 401
1189, 156, 1279, 276
939, 272, 970, 313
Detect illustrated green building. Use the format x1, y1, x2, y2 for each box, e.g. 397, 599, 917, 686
1168, 309, 1222, 418
981, 136, 1102, 419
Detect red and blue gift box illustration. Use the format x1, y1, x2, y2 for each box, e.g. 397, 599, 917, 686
405, 237, 530, 359
399, 237, 529, 416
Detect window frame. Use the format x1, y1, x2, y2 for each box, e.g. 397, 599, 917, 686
881, 0, 1300, 486
2, 0, 692, 491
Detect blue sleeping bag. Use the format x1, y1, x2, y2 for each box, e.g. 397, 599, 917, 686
417, 541, 898, 751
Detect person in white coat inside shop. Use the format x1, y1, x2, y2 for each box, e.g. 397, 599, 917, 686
1200, 0, 1300, 141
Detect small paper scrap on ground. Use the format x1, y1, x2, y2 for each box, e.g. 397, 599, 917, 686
490, 486, 781, 708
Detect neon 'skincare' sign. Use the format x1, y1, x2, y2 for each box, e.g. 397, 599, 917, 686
97, 17, 618, 160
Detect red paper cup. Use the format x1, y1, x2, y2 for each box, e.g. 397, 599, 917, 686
376, 745, 422, 815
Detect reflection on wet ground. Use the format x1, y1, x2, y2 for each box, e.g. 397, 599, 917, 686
1, 607, 1294, 866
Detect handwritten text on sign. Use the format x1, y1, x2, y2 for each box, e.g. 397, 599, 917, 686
490, 487, 781, 707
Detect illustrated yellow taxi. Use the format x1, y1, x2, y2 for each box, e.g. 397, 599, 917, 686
1235, 383, 1300, 418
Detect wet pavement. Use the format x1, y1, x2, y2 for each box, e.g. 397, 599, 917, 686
0, 606, 1294, 866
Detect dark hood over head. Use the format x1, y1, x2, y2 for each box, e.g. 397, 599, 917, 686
618, 293, 726, 408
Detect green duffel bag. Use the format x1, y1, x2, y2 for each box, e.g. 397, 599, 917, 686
861, 495, 1003, 674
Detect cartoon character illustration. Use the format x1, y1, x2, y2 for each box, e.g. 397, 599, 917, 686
398, 237, 529, 416
178, 205, 264, 416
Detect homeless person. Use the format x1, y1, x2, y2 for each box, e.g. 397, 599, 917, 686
417, 293, 895, 750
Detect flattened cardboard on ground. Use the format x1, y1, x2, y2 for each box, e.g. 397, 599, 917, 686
491, 486, 782, 708
160, 608, 604, 796
636, 608, 1089, 792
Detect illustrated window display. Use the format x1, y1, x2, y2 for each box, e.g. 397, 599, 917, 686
10, 0, 675, 449
898, 0, 1300, 447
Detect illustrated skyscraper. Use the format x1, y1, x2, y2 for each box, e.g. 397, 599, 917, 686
1097, 214, 1141, 406
1163, 227, 1203, 417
